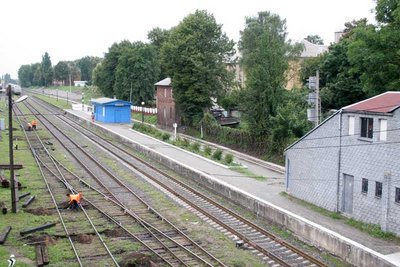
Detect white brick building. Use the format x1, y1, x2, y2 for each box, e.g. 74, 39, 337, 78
285, 92, 400, 235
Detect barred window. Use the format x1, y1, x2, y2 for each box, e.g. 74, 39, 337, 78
375, 182, 382, 198
361, 178, 368, 194
395, 188, 400, 204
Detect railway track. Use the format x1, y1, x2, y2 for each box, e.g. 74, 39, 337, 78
13, 104, 119, 266
28, 95, 329, 267
20, 97, 226, 266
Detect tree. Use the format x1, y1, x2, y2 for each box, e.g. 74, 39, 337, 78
54, 61, 69, 85
305, 34, 324, 45
93, 40, 132, 96
347, 1, 400, 96
114, 42, 159, 102
76, 56, 101, 83
18, 65, 32, 87
41, 52, 53, 86
239, 11, 299, 137
32, 64, 42, 86
161, 10, 235, 125
270, 88, 312, 155
148, 27, 170, 80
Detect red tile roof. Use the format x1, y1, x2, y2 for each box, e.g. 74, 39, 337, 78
344, 92, 400, 113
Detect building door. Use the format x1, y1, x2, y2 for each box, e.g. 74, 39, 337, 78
115, 109, 122, 123
343, 174, 354, 214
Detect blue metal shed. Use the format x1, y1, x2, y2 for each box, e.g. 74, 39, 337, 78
91, 97, 132, 123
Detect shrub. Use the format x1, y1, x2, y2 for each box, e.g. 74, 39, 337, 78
162, 133, 170, 141
212, 149, 223, 160
190, 142, 200, 151
224, 153, 234, 164
204, 146, 212, 156
181, 139, 190, 147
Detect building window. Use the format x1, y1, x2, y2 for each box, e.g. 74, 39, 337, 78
170, 107, 172, 119
396, 188, 400, 204
164, 88, 167, 98
361, 178, 368, 194
163, 107, 166, 119
348, 116, 355, 136
379, 119, 387, 141
375, 181, 382, 198
361, 117, 373, 139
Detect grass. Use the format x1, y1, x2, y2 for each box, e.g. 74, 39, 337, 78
132, 122, 266, 180
280, 192, 400, 241
35, 95, 71, 109
131, 112, 157, 124
36, 85, 103, 104
0, 98, 66, 264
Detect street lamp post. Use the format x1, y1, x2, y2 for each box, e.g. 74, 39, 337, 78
7, 86, 28, 213
141, 101, 145, 123
82, 93, 85, 111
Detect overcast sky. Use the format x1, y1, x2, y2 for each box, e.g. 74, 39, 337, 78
1, 0, 376, 78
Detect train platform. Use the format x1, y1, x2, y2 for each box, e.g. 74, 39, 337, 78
66, 107, 400, 266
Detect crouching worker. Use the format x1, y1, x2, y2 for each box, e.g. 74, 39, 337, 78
27, 122, 32, 131
32, 120, 37, 130
66, 192, 82, 209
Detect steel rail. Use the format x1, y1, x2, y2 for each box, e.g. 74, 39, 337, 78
12, 105, 84, 267
24, 98, 222, 267
38, 158, 176, 267
15, 104, 120, 266
51, 102, 329, 267
22, 101, 181, 266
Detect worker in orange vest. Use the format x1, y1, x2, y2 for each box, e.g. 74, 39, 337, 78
66, 193, 82, 209
31, 120, 37, 130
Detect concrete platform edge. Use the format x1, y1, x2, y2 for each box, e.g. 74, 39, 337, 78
66, 110, 397, 267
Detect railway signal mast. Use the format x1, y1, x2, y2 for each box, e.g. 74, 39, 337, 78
307, 70, 320, 127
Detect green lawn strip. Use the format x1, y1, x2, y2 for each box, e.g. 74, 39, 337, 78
131, 113, 157, 124
0, 102, 76, 264
132, 123, 265, 180
279, 192, 399, 241
44, 85, 103, 104
35, 95, 71, 110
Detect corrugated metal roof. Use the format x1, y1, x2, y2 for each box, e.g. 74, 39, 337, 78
91, 97, 131, 105
344, 91, 400, 113
91, 97, 116, 104
155, 77, 171, 86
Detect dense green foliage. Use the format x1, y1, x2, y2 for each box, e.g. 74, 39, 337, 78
303, 0, 400, 111
148, 27, 170, 80
305, 34, 324, 45
53, 61, 69, 84
238, 11, 302, 138
161, 10, 235, 125
76, 56, 101, 83
93, 41, 159, 103
18, 54, 98, 87
41, 52, 53, 86
114, 42, 159, 103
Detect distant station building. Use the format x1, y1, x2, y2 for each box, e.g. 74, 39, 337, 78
74, 81, 88, 87
155, 77, 180, 128
91, 97, 131, 123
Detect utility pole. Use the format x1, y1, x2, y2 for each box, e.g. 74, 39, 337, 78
130, 82, 132, 103
7, 85, 17, 213
316, 70, 320, 126
69, 73, 72, 93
